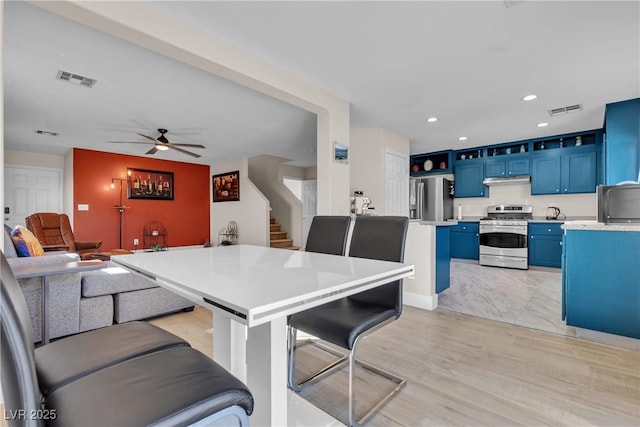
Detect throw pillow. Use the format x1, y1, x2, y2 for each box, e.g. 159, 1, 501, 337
11, 226, 45, 257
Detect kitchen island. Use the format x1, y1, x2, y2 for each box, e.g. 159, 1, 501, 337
404, 220, 457, 310
562, 221, 640, 339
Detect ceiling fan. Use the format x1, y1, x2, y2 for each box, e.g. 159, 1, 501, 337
108, 128, 205, 158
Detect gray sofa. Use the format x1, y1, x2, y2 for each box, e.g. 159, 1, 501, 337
4, 226, 194, 343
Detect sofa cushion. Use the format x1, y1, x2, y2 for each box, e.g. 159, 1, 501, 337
11, 226, 44, 257
81, 266, 157, 297
114, 287, 194, 323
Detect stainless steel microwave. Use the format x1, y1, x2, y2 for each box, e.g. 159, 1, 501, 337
597, 184, 640, 224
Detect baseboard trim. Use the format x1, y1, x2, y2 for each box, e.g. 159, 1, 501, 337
403, 292, 438, 311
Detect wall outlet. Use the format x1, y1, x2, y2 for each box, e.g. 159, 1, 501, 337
133, 238, 139, 246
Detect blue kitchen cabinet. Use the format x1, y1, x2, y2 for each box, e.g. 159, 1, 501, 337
531, 131, 601, 195
562, 229, 640, 339
435, 226, 451, 293
531, 153, 561, 194
410, 150, 454, 176
604, 98, 640, 185
531, 148, 597, 195
528, 222, 563, 268
454, 161, 487, 198
485, 156, 530, 178
450, 221, 479, 260
561, 150, 597, 193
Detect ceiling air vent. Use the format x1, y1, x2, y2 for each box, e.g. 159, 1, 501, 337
35, 129, 59, 137
548, 104, 583, 117
56, 70, 97, 88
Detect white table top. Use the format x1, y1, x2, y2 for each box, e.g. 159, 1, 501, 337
112, 245, 414, 327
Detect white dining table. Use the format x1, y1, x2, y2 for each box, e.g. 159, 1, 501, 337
112, 245, 414, 426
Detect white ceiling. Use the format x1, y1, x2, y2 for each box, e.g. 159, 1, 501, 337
4, 1, 639, 167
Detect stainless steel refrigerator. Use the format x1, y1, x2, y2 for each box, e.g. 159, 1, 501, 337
409, 176, 454, 221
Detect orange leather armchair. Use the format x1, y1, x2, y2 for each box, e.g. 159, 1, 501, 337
25, 213, 102, 260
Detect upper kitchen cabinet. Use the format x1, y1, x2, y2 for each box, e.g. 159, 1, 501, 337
484, 141, 530, 178
604, 98, 640, 184
530, 130, 602, 195
410, 150, 454, 176
454, 160, 487, 198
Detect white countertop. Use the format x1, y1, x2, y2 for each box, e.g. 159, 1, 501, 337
410, 220, 458, 226
562, 221, 640, 232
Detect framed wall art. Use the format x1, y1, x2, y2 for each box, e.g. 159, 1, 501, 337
333, 141, 348, 164
128, 168, 174, 200
212, 170, 240, 202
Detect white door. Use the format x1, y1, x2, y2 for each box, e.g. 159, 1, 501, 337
4, 166, 62, 227
301, 179, 317, 248
385, 150, 409, 217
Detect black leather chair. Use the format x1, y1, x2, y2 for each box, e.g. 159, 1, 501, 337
288, 216, 409, 426
0, 251, 254, 427
304, 215, 352, 255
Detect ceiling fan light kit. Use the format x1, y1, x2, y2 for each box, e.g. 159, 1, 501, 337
108, 128, 205, 158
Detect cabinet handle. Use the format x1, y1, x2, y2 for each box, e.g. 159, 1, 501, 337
564, 188, 568, 192
548, 228, 551, 232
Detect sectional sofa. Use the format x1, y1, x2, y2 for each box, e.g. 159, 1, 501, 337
3, 226, 194, 343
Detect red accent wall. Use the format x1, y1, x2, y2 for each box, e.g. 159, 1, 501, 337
73, 148, 210, 251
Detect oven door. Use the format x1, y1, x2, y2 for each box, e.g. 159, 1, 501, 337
479, 223, 528, 257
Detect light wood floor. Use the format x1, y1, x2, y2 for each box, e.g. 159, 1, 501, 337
2, 306, 636, 427
149, 305, 640, 426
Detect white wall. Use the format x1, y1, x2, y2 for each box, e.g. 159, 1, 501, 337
350, 128, 410, 215
455, 183, 597, 218
211, 159, 270, 247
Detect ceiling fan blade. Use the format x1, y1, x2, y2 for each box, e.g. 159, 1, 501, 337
168, 143, 206, 149
169, 145, 201, 158
108, 141, 154, 145
138, 133, 160, 143
146, 147, 159, 155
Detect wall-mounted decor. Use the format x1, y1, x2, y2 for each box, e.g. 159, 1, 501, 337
128, 168, 174, 200
333, 141, 348, 164
212, 170, 240, 202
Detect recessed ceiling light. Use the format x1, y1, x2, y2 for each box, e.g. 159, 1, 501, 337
458, 136, 468, 141
426, 117, 438, 123
537, 122, 549, 128
522, 94, 537, 101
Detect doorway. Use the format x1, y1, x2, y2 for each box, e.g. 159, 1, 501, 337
4, 165, 62, 227
283, 177, 317, 248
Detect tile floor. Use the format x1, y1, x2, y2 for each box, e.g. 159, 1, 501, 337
438, 260, 639, 350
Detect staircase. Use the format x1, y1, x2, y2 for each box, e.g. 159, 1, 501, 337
270, 216, 300, 251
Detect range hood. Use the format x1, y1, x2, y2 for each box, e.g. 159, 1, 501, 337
482, 175, 530, 186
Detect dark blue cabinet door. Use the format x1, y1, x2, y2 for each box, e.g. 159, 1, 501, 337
529, 235, 562, 268
484, 159, 506, 177
531, 154, 561, 194
454, 162, 487, 198
450, 231, 479, 260
605, 98, 640, 184
564, 230, 640, 339
562, 151, 597, 193
508, 158, 530, 175
435, 227, 451, 293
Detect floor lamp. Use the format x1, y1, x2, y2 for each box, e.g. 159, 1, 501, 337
111, 178, 129, 249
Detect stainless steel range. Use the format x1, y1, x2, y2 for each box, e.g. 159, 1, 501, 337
479, 204, 532, 270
